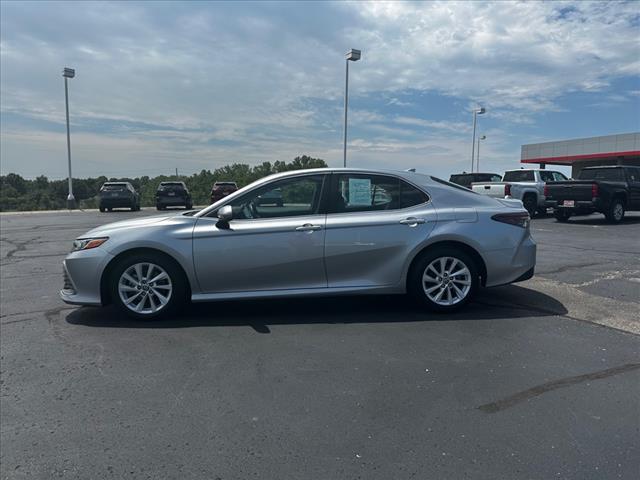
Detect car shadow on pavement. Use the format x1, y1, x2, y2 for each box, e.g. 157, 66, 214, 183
65, 283, 568, 333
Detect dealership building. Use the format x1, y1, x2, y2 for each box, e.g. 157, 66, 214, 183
521, 132, 640, 177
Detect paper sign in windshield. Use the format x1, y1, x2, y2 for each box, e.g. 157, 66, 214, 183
348, 178, 372, 206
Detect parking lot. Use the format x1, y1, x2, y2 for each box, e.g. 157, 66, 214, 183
1, 209, 639, 479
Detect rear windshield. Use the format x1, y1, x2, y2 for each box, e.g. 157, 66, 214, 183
159, 183, 186, 190
214, 182, 237, 187
503, 170, 534, 182
579, 169, 625, 181
101, 184, 127, 191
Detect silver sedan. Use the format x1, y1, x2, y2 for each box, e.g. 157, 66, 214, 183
61, 168, 536, 319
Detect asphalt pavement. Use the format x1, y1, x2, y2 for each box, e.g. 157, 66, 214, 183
1, 208, 639, 479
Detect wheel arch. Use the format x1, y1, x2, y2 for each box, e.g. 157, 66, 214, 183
406, 240, 488, 290
100, 247, 192, 305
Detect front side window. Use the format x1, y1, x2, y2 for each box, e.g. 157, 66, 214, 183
330, 174, 428, 213
539, 171, 555, 182
225, 175, 325, 219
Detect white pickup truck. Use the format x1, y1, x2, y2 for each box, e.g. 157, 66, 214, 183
471, 169, 569, 216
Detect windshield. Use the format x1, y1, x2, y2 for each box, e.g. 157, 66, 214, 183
101, 184, 127, 191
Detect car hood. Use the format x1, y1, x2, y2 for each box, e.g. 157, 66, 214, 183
81, 213, 190, 238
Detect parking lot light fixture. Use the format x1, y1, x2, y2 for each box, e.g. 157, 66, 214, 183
477, 135, 486, 172
343, 48, 361, 167
63, 67, 76, 209
470, 106, 485, 172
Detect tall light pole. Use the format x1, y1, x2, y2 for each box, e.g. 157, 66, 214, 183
63, 67, 76, 209
343, 48, 361, 167
470, 106, 485, 172
476, 135, 486, 172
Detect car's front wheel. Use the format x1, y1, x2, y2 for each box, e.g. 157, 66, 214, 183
408, 248, 479, 312
109, 253, 186, 319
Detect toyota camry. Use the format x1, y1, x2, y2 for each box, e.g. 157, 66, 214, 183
61, 168, 536, 319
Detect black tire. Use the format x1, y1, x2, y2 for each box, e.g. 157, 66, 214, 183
522, 194, 537, 218
407, 247, 480, 313
130, 203, 136, 211
604, 199, 625, 224
186, 204, 193, 210
554, 210, 571, 222
109, 252, 187, 320
99, 206, 106, 213
107, 208, 113, 212
156, 205, 164, 211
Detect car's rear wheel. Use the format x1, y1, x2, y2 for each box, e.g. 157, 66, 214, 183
522, 194, 537, 218
604, 199, 625, 224
99, 206, 105, 213
408, 247, 479, 312
554, 209, 571, 222
109, 253, 186, 320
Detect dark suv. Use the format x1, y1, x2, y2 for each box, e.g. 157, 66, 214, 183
156, 182, 193, 210
210, 181, 238, 203
98, 182, 140, 212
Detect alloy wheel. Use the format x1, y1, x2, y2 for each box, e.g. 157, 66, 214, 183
118, 262, 173, 314
422, 257, 472, 306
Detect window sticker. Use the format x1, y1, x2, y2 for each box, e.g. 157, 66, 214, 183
348, 178, 372, 206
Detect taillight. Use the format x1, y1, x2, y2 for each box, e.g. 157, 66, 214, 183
591, 183, 599, 198
492, 212, 530, 228
504, 184, 511, 196
543, 185, 549, 197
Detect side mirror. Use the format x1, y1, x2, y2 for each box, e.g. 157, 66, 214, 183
216, 205, 233, 229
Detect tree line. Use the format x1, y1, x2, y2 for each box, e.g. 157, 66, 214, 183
0, 155, 327, 211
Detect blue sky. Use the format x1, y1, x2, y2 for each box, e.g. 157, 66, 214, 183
1, 0, 639, 179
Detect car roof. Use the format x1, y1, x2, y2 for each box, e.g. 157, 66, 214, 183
582, 165, 626, 169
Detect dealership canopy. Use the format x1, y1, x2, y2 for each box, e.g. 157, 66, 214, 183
521, 133, 640, 176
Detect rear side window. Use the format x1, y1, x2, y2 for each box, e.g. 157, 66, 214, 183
330, 174, 428, 213
625, 168, 639, 182
449, 174, 471, 187
503, 170, 535, 182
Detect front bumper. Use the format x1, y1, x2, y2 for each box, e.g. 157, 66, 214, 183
59, 248, 114, 306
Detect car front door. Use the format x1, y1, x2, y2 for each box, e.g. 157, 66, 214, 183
192, 173, 328, 293
324, 173, 436, 288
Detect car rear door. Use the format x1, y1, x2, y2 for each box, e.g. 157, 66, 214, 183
626, 167, 640, 209
192, 173, 329, 293
323, 173, 436, 288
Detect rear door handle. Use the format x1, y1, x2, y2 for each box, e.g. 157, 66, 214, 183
295, 223, 322, 232
399, 217, 426, 226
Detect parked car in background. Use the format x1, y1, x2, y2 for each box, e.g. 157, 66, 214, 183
471, 168, 569, 216
545, 166, 640, 223
98, 182, 140, 212
449, 172, 502, 189
61, 168, 536, 319
210, 181, 238, 204
156, 181, 193, 210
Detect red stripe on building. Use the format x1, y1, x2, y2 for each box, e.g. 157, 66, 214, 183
521, 150, 640, 164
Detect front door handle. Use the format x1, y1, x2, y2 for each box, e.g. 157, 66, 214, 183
399, 217, 426, 226
295, 224, 322, 232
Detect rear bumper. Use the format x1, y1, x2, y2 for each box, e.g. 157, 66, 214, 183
483, 233, 537, 287
100, 197, 134, 208
548, 198, 604, 213
156, 196, 189, 206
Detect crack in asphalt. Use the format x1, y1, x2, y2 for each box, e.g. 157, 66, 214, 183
478, 363, 640, 413
537, 262, 603, 275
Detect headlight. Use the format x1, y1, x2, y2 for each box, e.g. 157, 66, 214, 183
72, 237, 108, 251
